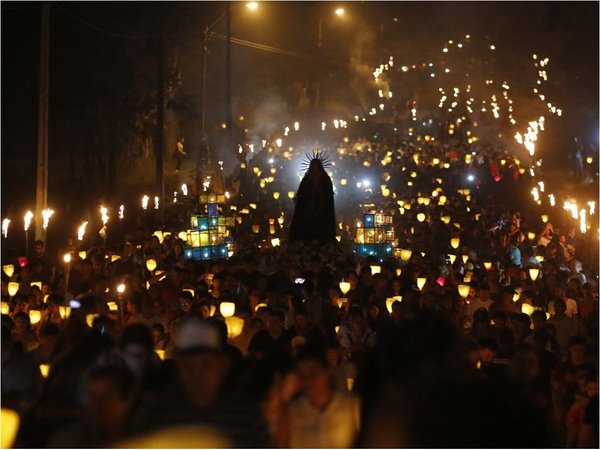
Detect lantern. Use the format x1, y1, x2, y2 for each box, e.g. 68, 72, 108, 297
457, 284, 470, 298
271, 238, 280, 247
153, 231, 164, 243
400, 249, 412, 262
2, 264, 14, 278
220, 302, 235, 318
450, 237, 460, 249
7, 282, 19, 297
441, 215, 451, 224
155, 349, 165, 360
513, 291, 521, 302
461, 254, 469, 264
417, 213, 426, 222
117, 283, 126, 294
370, 265, 381, 275
78, 251, 87, 260
448, 254, 457, 264
39, 364, 50, 378
111, 255, 121, 262
484, 261, 492, 271
146, 259, 157, 272
1, 408, 20, 449
59, 306, 71, 320
86, 314, 99, 328
521, 303, 535, 316
30, 281, 42, 290
417, 277, 427, 290
464, 272, 472, 283
252, 225, 260, 234
225, 316, 245, 339
29, 310, 42, 325
339, 281, 351, 295
273, 192, 280, 200
1, 302, 8, 315
529, 268, 540, 281
254, 302, 268, 312
107, 302, 118, 311
395, 268, 402, 277
541, 214, 549, 223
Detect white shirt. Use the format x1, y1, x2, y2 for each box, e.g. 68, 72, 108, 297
548, 298, 578, 318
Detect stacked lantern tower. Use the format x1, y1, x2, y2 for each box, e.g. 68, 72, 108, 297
353, 211, 397, 260
183, 193, 235, 261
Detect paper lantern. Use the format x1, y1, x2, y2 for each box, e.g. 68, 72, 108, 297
107, 302, 118, 311
225, 316, 245, 339
271, 238, 280, 247
417, 277, 427, 290
59, 306, 71, 320
339, 281, 351, 295
252, 225, 260, 234
417, 213, 426, 222
273, 192, 280, 200
512, 291, 521, 302
450, 238, 460, 249
527, 232, 536, 241
370, 265, 381, 275
448, 254, 457, 264
220, 302, 235, 318
111, 255, 121, 262
441, 215, 451, 224
153, 231, 164, 243
461, 254, 469, 264
464, 272, 472, 283
483, 261, 492, 271
7, 282, 19, 297
457, 284, 470, 298
400, 249, 412, 262
2, 264, 14, 278
288, 191, 295, 199
146, 258, 157, 272
78, 251, 87, 260
1, 302, 9, 315
28, 309, 41, 325
86, 314, 99, 328
540, 214, 549, 223
30, 281, 42, 290
529, 268, 540, 281
1, 408, 20, 449
395, 268, 402, 277
521, 303, 535, 316
155, 350, 165, 360
39, 364, 50, 378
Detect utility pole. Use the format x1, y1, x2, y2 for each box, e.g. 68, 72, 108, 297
35, 3, 50, 241
225, 2, 233, 155
156, 8, 165, 224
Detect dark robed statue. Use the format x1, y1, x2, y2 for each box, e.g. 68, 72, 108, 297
289, 152, 337, 245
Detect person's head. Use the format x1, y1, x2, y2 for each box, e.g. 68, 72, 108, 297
553, 298, 566, 316
197, 300, 211, 319
530, 310, 547, 330
86, 363, 137, 430
348, 308, 367, 334
509, 345, 539, 383
178, 291, 194, 313
568, 336, 588, 365
119, 323, 154, 380
294, 308, 311, 331
492, 311, 507, 328
173, 318, 226, 408
478, 337, 499, 364
13, 311, 30, 332
39, 322, 60, 348
294, 344, 332, 400
150, 323, 165, 347
34, 240, 45, 257
266, 309, 285, 337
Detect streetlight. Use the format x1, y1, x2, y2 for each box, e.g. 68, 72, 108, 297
201, 2, 259, 162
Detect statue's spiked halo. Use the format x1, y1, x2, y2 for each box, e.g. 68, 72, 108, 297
301, 150, 332, 171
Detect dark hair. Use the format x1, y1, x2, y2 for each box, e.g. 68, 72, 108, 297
179, 290, 194, 302
151, 323, 165, 334
268, 309, 285, 322
88, 363, 136, 399
478, 337, 499, 352
40, 322, 60, 337
294, 343, 328, 368
119, 323, 153, 353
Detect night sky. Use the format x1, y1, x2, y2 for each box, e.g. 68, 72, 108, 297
1, 1, 598, 218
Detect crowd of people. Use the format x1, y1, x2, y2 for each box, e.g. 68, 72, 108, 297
1, 130, 598, 448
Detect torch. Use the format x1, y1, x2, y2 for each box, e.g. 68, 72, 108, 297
24, 211, 34, 255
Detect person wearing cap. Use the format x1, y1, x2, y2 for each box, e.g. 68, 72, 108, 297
132, 318, 272, 448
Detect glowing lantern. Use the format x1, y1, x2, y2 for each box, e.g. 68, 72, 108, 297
370, 265, 381, 275
463, 272, 472, 283
220, 302, 235, 318
29, 310, 42, 325
30, 281, 42, 290
537, 255, 544, 263
39, 364, 50, 378
1, 302, 8, 315
117, 283, 126, 294
155, 350, 165, 360
7, 282, 19, 297
271, 238, 280, 247
529, 268, 540, 281
541, 214, 549, 223
339, 281, 351, 295
107, 302, 118, 311
340, 179, 347, 185
111, 255, 121, 262
3, 264, 14, 278
450, 237, 460, 249
448, 254, 457, 264
288, 191, 295, 199
512, 291, 521, 302
386, 297, 400, 314
252, 225, 260, 234
86, 314, 99, 328
395, 268, 402, 277
417, 277, 427, 290
484, 261, 492, 271
146, 259, 157, 272
457, 284, 470, 298
461, 254, 469, 264
58, 306, 71, 320
1, 408, 20, 449
417, 213, 426, 222
273, 192, 280, 200
400, 249, 412, 262
521, 304, 535, 316
225, 316, 245, 339
527, 232, 536, 241
78, 251, 87, 259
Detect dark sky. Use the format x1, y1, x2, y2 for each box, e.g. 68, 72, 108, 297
1, 1, 598, 211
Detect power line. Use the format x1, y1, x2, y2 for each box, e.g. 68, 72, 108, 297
55, 4, 162, 40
